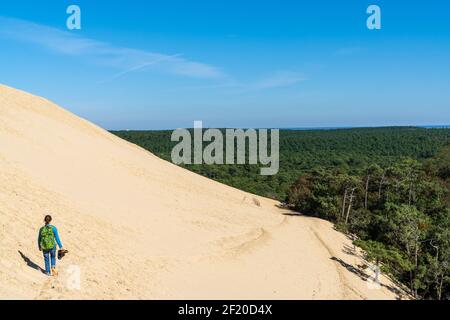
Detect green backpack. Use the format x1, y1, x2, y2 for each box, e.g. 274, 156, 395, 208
40, 225, 56, 250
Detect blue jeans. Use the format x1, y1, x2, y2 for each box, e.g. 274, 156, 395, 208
43, 247, 56, 275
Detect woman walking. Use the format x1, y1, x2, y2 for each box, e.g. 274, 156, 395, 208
38, 215, 64, 276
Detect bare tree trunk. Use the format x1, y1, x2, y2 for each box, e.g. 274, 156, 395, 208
375, 258, 381, 284
342, 188, 347, 219
364, 175, 370, 209
437, 276, 443, 300
414, 242, 419, 297
409, 270, 414, 297
415, 243, 419, 270
345, 188, 355, 224
431, 242, 442, 300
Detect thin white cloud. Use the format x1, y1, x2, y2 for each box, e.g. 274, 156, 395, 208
0, 16, 306, 91
172, 71, 306, 94
97, 54, 183, 84
0, 16, 224, 79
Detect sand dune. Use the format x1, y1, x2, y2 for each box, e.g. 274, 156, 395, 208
0, 84, 405, 299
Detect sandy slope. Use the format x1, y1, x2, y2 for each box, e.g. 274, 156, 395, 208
0, 84, 406, 299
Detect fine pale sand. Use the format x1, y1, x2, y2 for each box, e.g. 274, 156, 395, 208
0, 84, 406, 299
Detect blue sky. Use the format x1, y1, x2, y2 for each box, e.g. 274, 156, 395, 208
0, 0, 449, 129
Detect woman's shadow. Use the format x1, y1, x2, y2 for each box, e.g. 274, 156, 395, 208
18, 250, 44, 273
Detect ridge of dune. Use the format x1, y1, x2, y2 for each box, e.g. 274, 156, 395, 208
0, 84, 406, 299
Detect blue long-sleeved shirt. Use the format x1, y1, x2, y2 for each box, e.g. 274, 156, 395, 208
38, 225, 63, 250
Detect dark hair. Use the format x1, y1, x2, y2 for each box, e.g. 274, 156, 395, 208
44, 215, 52, 225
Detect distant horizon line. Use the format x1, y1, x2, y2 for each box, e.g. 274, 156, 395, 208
107, 124, 450, 131
109, 125, 450, 132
